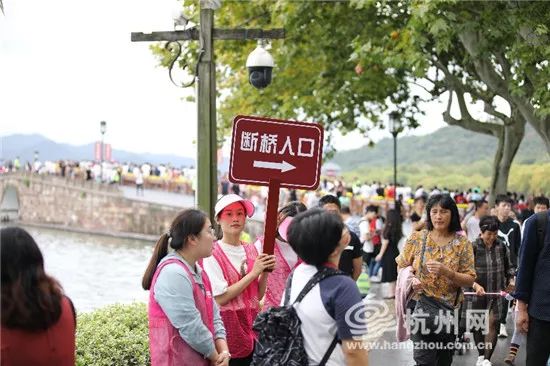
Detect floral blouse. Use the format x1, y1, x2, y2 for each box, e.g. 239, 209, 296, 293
396, 230, 476, 307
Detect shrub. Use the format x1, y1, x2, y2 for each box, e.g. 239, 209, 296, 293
76, 302, 150, 366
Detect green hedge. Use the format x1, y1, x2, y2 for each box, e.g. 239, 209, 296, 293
76, 302, 150, 366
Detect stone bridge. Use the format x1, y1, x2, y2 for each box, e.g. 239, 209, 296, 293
0, 172, 265, 240
0, 172, 182, 238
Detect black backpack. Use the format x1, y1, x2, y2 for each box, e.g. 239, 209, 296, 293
251, 266, 345, 366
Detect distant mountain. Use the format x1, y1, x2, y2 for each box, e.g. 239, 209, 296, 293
0, 134, 195, 167
2, 124, 546, 172
330, 124, 548, 171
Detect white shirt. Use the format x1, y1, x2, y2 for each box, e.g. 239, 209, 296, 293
283, 264, 366, 366
202, 242, 247, 297
359, 218, 383, 253
466, 216, 481, 243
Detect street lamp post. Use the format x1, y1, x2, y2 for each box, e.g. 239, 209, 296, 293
131, 1, 284, 220
388, 112, 402, 202
100, 121, 106, 183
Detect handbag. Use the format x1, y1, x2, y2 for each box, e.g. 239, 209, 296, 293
410, 231, 459, 336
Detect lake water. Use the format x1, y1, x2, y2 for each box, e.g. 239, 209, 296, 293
4, 225, 155, 313
3, 219, 413, 313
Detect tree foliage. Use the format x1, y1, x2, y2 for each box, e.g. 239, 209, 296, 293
154, 0, 422, 153
152, 0, 549, 193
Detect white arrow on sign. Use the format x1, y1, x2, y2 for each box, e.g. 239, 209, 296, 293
253, 160, 296, 173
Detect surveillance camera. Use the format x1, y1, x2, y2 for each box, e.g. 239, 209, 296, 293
246, 45, 274, 89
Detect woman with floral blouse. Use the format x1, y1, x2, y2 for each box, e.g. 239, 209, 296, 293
397, 194, 476, 366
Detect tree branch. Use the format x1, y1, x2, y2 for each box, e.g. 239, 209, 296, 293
443, 88, 500, 137
495, 52, 513, 82
410, 80, 435, 95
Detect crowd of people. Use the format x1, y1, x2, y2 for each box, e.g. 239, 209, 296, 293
0, 157, 196, 194
3, 156, 545, 216
2, 188, 549, 366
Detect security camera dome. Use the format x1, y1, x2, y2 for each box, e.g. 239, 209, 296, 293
246, 45, 275, 68
246, 45, 274, 89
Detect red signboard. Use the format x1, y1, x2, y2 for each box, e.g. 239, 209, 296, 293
94, 142, 112, 162
94, 142, 101, 161
229, 115, 324, 190
105, 144, 112, 162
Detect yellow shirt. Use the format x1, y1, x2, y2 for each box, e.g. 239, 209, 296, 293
396, 230, 476, 307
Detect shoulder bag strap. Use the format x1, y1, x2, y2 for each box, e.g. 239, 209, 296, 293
420, 232, 461, 306
418, 231, 428, 279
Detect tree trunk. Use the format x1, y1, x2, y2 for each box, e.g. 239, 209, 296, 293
488, 115, 526, 205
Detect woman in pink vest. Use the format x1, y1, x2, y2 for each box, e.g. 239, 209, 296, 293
202, 194, 276, 366
254, 201, 307, 309
142, 209, 230, 366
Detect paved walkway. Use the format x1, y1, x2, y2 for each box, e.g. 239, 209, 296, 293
119, 186, 195, 207
366, 283, 525, 366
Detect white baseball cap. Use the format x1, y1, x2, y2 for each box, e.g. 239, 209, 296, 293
214, 194, 255, 218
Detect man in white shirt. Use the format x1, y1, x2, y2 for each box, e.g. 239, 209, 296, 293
462, 199, 489, 242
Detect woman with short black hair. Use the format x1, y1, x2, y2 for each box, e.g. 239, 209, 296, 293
396, 194, 476, 366
285, 209, 369, 365
1, 227, 76, 366
463, 215, 513, 366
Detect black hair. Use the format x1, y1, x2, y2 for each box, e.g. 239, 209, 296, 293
1, 227, 64, 330
534, 196, 550, 208
287, 208, 344, 266
495, 194, 513, 206
475, 199, 488, 210
413, 196, 426, 204
479, 215, 499, 233
142, 209, 208, 290
278, 201, 307, 219
383, 209, 403, 243
318, 194, 341, 209
425, 194, 462, 233
365, 205, 379, 214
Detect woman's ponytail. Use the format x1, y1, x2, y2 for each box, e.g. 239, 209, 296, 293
141, 232, 170, 290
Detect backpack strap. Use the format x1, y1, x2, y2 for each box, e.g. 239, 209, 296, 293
293, 266, 346, 305
319, 336, 339, 366
287, 266, 345, 365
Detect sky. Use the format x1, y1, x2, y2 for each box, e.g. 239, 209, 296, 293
0, 0, 450, 160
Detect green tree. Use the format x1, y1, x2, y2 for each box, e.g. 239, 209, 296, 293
152, 0, 549, 200
153, 0, 418, 152
350, 0, 549, 201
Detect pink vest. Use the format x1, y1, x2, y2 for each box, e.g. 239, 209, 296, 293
256, 237, 301, 310
211, 241, 259, 358
148, 258, 214, 366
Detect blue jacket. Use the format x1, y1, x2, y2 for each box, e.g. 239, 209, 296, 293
514, 211, 550, 321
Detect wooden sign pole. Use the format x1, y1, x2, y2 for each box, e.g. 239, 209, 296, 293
262, 178, 281, 258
